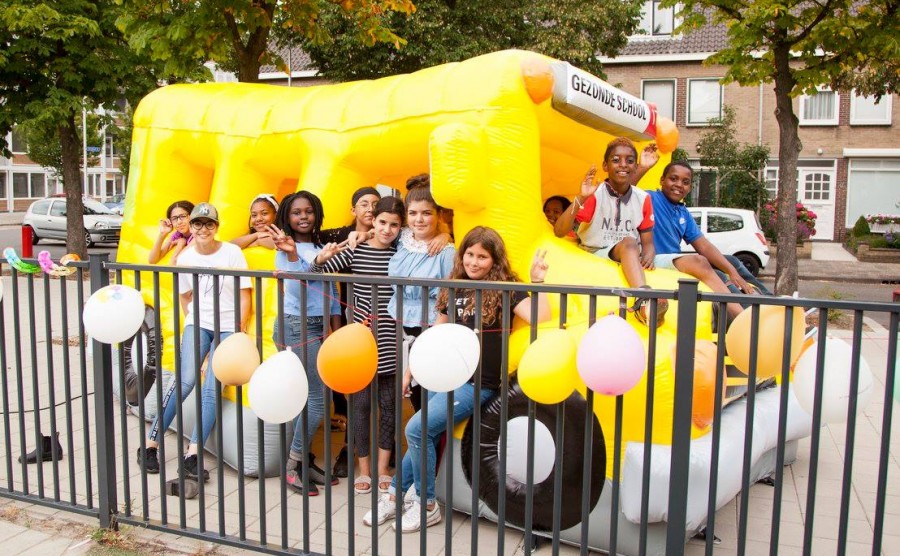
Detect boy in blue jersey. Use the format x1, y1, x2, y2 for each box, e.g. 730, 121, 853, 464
650, 161, 754, 320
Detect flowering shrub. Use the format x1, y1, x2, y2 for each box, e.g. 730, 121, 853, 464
761, 199, 817, 241
864, 214, 900, 226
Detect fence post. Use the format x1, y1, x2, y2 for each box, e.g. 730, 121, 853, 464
89, 253, 118, 529
665, 279, 699, 553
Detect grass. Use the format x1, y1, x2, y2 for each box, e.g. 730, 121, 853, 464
847, 233, 900, 250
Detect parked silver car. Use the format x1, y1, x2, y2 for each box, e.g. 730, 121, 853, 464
23, 196, 123, 247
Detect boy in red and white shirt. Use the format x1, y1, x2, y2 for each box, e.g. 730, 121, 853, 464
554, 137, 668, 327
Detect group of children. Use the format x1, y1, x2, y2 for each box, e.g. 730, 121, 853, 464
134, 134, 763, 532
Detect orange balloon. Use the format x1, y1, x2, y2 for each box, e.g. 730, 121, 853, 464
671, 339, 723, 429
317, 322, 378, 394
212, 332, 261, 386
655, 117, 679, 154
724, 305, 806, 380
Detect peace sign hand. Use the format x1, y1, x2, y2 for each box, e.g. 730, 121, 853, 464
264, 224, 296, 255
530, 249, 548, 283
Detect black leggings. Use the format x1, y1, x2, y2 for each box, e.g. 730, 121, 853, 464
351, 374, 396, 458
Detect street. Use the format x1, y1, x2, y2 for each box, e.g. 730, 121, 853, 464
0, 226, 117, 262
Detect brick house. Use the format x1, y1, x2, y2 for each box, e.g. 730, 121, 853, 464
600, 5, 899, 241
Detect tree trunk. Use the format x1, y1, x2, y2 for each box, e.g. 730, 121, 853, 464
772, 45, 801, 295
59, 114, 87, 258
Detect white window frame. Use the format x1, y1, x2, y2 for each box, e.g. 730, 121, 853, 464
850, 91, 892, 125
799, 89, 839, 126
632, 1, 681, 39
686, 78, 723, 126
641, 79, 676, 122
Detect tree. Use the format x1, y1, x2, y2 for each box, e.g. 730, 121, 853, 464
303, 0, 644, 81
696, 105, 769, 211
0, 0, 172, 257
117, 0, 416, 83
671, 0, 899, 295
17, 113, 107, 181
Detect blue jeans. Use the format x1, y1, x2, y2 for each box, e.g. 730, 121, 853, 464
390, 383, 495, 503
273, 315, 325, 456
148, 326, 233, 445
717, 254, 772, 296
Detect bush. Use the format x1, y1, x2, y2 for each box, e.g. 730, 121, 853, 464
852, 216, 871, 237
761, 199, 817, 241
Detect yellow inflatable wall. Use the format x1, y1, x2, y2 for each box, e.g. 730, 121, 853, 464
121, 50, 712, 478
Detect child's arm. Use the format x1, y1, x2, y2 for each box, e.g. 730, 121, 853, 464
554, 165, 597, 238
179, 291, 192, 316
311, 243, 352, 273
639, 229, 656, 269
239, 288, 252, 332
691, 237, 755, 293
633, 143, 660, 184
265, 224, 299, 262
230, 232, 259, 249
148, 218, 175, 264
512, 249, 551, 323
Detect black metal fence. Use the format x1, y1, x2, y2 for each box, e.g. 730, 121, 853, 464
0, 253, 897, 556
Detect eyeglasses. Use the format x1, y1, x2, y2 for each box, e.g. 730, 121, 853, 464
355, 201, 377, 210
170, 214, 188, 223
190, 220, 217, 230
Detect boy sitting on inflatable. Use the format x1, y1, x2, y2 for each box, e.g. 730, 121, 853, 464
553, 137, 668, 328
649, 160, 755, 321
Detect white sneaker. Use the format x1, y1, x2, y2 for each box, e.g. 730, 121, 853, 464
395, 499, 441, 533
363, 493, 399, 526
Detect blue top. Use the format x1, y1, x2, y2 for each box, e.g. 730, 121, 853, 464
649, 190, 703, 254
388, 228, 456, 328
275, 243, 341, 318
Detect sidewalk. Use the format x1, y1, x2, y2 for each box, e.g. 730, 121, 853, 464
760, 242, 900, 284
0, 212, 24, 227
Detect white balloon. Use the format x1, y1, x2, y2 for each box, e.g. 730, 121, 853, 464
792, 338, 874, 424
248, 350, 308, 424
408, 323, 480, 393
82, 285, 146, 344
504, 416, 556, 485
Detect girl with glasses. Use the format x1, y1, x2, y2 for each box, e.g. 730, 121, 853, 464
148, 200, 195, 264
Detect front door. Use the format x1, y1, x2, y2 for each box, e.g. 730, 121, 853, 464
799, 169, 835, 240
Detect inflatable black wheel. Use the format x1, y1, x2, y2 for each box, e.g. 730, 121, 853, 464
461, 381, 605, 531
122, 306, 159, 406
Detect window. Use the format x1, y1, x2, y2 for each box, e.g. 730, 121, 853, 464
801, 172, 831, 201
30, 173, 46, 199
687, 79, 723, 125
30, 200, 51, 216
765, 168, 778, 200
799, 90, 838, 125
104, 136, 115, 166
12, 171, 50, 198
637, 1, 675, 37
10, 127, 27, 154
0, 173, 6, 199
850, 92, 892, 125
12, 173, 29, 198
642, 80, 676, 121
49, 201, 66, 217
708, 212, 743, 233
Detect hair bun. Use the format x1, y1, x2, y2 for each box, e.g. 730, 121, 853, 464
405, 173, 430, 191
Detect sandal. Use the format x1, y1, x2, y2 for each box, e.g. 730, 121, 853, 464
330, 416, 347, 432
630, 288, 668, 329
378, 474, 393, 493
354, 474, 372, 495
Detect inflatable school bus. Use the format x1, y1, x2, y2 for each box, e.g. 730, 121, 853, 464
117, 50, 811, 555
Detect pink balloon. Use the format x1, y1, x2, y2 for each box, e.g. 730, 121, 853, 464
576, 315, 646, 395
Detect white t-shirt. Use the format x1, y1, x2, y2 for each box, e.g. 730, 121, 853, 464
177, 242, 251, 331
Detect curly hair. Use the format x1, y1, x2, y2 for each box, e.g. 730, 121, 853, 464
435, 226, 520, 326
603, 136, 637, 162
276, 191, 325, 246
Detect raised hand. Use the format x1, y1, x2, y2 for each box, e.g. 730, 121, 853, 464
315, 242, 344, 265
264, 224, 296, 255
639, 143, 660, 170
530, 249, 548, 283
580, 165, 599, 199
158, 218, 174, 236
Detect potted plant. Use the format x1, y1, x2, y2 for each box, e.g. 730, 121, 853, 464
760, 199, 816, 256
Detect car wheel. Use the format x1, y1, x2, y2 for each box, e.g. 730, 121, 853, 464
735, 253, 761, 276
84, 230, 94, 248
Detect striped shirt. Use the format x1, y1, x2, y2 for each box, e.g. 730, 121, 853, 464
311, 243, 398, 374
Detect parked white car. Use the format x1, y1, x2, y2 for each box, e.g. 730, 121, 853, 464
682, 207, 770, 276
23, 196, 123, 247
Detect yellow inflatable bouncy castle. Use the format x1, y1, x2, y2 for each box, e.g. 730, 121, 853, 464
117, 50, 810, 555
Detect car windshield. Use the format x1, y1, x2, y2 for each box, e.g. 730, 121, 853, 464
83, 198, 116, 215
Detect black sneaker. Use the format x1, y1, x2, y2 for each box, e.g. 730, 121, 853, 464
181, 454, 210, 482
332, 446, 349, 479
307, 454, 338, 486
136, 447, 159, 474
286, 466, 319, 496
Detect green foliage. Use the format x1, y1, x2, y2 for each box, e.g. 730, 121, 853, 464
852, 216, 871, 237
695, 105, 769, 211
302, 0, 644, 81
671, 147, 690, 163
17, 114, 107, 178
847, 233, 900, 251
118, 0, 416, 83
